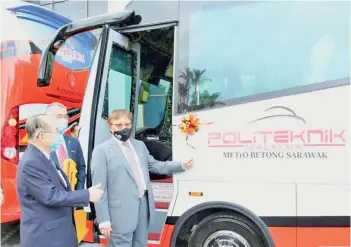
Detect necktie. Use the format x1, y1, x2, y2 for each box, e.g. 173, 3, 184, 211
50, 158, 67, 188
58, 144, 68, 169
123, 142, 145, 198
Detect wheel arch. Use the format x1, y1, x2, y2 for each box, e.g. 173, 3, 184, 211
169, 201, 276, 247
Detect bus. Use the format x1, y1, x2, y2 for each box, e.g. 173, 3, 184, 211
37, 1, 350, 247
0, 1, 96, 224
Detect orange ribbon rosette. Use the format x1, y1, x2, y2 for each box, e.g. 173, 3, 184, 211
62, 158, 88, 243
176, 112, 213, 149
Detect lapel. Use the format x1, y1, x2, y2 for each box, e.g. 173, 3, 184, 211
63, 134, 73, 159
49, 152, 71, 191
29, 144, 70, 191
108, 137, 136, 182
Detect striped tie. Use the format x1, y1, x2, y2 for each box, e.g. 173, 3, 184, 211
123, 142, 145, 198
57, 144, 68, 169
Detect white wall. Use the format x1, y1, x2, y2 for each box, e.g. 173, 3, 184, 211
107, 0, 129, 13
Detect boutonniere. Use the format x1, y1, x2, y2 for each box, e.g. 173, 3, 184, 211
71, 150, 76, 153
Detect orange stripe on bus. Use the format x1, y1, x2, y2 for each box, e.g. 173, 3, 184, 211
148, 224, 174, 247
297, 227, 350, 247
269, 227, 296, 247
93, 224, 350, 247
269, 227, 350, 247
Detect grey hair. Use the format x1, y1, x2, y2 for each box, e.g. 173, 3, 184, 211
25, 114, 53, 141
45, 102, 66, 115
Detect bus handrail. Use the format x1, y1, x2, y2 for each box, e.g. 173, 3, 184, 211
37, 10, 141, 87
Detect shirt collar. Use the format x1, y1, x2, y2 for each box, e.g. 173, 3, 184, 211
112, 135, 131, 146
39, 149, 51, 160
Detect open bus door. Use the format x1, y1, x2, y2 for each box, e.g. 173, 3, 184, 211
37, 10, 179, 243
37, 11, 143, 243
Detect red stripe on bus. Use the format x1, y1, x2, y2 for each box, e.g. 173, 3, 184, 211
154, 202, 169, 209
82, 219, 94, 243
97, 226, 175, 246
148, 233, 161, 241
151, 177, 173, 183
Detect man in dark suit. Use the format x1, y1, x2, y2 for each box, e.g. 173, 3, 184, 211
45, 102, 86, 190
16, 114, 103, 247
71, 123, 81, 139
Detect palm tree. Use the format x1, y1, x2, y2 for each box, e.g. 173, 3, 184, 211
200, 90, 221, 105
192, 69, 207, 105
178, 68, 193, 112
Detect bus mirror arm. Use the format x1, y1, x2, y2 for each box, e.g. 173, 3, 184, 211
37, 10, 142, 87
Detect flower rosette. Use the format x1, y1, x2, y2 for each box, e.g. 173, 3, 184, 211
175, 112, 213, 149
180, 112, 200, 136
62, 158, 88, 243
63, 158, 78, 188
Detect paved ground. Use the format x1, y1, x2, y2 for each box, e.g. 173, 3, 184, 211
1, 221, 104, 247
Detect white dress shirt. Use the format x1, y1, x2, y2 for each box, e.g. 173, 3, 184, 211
99, 137, 147, 229
55, 135, 68, 160
115, 138, 147, 191
40, 149, 67, 188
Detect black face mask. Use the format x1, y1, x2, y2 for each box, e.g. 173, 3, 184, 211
113, 128, 132, 142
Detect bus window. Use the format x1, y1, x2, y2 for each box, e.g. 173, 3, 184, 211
102, 44, 134, 118
176, 1, 350, 114
136, 79, 171, 130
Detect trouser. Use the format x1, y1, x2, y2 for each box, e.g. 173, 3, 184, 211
108, 192, 149, 247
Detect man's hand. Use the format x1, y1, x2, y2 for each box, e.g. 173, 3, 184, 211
88, 183, 103, 203
182, 158, 194, 170
100, 225, 113, 238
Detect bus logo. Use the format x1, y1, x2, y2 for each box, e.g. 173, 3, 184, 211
207, 106, 347, 159
67, 73, 78, 90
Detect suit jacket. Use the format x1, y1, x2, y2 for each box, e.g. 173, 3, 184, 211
16, 144, 89, 247
91, 137, 184, 234
51, 134, 86, 190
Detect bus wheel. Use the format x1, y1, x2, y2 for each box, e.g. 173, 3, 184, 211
188, 212, 266, 247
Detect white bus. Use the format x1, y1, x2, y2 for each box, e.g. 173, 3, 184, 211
37, 1, 350, 247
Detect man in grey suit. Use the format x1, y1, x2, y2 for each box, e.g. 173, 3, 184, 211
91, 109, 193, 247
16, 114, 103, 247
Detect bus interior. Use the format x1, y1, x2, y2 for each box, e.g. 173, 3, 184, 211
93, 26, 176, 182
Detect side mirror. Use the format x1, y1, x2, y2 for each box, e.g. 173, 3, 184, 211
37, 10, 141, 87
37, 39, 64, 87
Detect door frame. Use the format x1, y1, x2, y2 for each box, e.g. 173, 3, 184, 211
85, 21, 179, 188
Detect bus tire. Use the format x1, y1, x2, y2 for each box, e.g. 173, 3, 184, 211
188, 212, 266, 247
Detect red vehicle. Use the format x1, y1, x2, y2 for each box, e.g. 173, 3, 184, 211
0, 1, 96, 224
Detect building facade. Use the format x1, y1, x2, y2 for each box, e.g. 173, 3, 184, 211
25, 0, 129, 20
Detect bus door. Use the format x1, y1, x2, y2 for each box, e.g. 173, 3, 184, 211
80, 23, 178, 244
80, 24, 141, 187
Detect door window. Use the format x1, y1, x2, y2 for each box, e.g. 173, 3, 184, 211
136, 79, 171, 131
102, 44, 134, 118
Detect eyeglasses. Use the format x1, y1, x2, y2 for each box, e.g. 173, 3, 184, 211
37, 131, 58, 139
110, 123, 132, 128
56, 114, 69, 120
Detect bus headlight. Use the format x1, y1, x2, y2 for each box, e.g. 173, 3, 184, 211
3, 147, 17, 159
